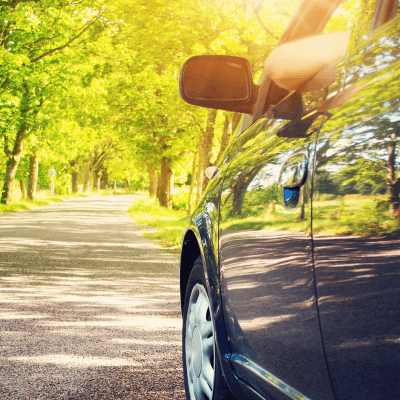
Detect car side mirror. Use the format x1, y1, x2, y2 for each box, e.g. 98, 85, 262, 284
179, 55, 257, 114
279, 153, 308, 189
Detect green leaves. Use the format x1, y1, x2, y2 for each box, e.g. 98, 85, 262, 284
0, 0, 305, 199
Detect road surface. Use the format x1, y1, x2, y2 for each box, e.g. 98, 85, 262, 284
0, 195, 185, 399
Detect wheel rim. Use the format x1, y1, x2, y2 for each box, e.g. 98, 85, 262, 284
185, 283, 215, 400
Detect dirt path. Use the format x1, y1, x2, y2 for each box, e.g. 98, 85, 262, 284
0, 195, 185, 399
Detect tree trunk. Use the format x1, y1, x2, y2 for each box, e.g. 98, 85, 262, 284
298, 186, 307, 221
170, 170, 174, 195
148, 165, 158, 198
231, 112, 242, 135
156, 173, 162, 201
202, 109, 218, 192
83, 163, 91, 192
100, 168, 108, 189
215, 114, 231, 165
70, 160, 79, 193
187, 151, 197, 215
93, 168, 101, 191
125, 177, 130, 190
2, 155, 20, 204
27, 154, 39, 201
298, 146, 310, 221
20, 179, 26, 199
1, 123, 28, 204
92, 150, 107, 192
158, 157, 173, 208
1, 85, 30, 204
387, 129, 400, 218
114, 180, 117, 190
232, 167, 263, 216
196, 131, 205, 203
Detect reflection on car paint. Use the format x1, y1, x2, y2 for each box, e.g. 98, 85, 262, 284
180, 2, 400, 399
231, 355, 311, 400
313, 16, 400, 400
218, 111, 334, 399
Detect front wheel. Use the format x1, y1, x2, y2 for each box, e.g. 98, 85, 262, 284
182, 256, 236, 400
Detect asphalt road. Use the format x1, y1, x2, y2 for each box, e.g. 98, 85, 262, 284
0, 195, 185, 399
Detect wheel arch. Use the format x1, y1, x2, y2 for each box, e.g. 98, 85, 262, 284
180, 221, 248, 400
180, 228, 201, 312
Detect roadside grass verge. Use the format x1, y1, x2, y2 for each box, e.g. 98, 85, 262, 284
128, 197, 187, 253
0, 188, 145, 215
221, 194, 400, 238
128, 194, 400, 254
0, 192, 89, 215
100, 188, 147, 196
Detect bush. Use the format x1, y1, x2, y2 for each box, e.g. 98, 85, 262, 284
172, 190, 188, 210
128, 196, 187, 251
318, 193, 338, 201
346, 197, 396, 236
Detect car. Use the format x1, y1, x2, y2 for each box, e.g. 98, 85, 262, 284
178, 1, 400, 399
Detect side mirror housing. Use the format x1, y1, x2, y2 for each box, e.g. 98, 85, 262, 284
179, 55, 257, 114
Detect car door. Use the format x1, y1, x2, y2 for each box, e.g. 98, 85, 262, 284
312, 10, 400, 400
218, 93, 335, 398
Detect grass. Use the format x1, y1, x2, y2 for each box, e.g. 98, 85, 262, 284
221, 194, 400, 238
221, 216, 309, 233
128, 196, 187, 253
0, 188, 146, 215
0, 191, 90, 215
126, 193, 399, 257
100, 188, 147, 196
312, 195, 400, 237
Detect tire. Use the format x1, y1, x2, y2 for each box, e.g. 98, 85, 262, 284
182, 256, 236, 400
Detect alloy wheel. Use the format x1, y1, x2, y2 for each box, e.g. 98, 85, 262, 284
185, 283, 215, 400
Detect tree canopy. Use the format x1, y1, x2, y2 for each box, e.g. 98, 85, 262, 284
1, 0, 397, 222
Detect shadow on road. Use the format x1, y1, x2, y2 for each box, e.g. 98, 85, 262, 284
0, 195, 185, 399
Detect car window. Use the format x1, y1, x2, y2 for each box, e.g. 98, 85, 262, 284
271, 0, 400, 118
321, 0, 398, 45
237, 1, 378, 136
236, 0, 399, 138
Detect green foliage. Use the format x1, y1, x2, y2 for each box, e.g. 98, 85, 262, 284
172, 189, 189, 211
0, 0, 311, 204
313, 196, 400, 237
128, 197, 186, 251
220, 191, 399, 238
345, 198, 400, 236
316, 159, 388, 197
334, 159, 387, 196
315, 170, 339, 195
2, 0, 394, 212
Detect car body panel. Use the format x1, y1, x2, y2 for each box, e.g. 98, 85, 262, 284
218, 115, 334, 399
313, 15, 400, 400
180, 153, 258, 399
179, 2, 400, 399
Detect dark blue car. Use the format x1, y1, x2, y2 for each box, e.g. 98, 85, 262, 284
179, 1, 400, 399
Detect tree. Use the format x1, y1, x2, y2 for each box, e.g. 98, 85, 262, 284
0, 0, 106, 203
92, 0, 290, 208
315, 30, 400, 218
0, 0, 311, 206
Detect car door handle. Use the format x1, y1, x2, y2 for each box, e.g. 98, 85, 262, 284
279, 154, 308, 209
205, 166, 221, 180
279, 153, 308, 189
